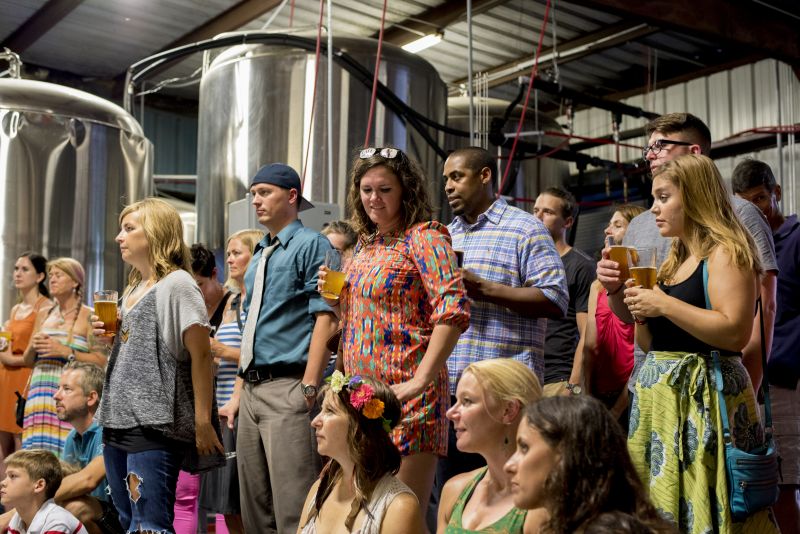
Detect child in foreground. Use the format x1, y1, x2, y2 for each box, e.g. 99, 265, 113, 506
1, 449, 86, 534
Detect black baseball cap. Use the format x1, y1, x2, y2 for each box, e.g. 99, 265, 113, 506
250, 163, 314, 211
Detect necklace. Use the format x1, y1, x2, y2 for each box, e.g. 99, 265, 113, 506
55, 303, 78, 326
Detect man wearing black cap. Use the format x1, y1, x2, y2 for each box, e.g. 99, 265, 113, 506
231, 163, 336, 533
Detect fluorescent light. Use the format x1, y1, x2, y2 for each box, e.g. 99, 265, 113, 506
402, 32, 443, 54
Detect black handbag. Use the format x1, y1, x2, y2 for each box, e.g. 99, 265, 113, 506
703, 261, 780, 520
14, 390, 26, 428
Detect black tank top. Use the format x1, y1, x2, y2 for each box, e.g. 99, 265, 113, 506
649, 262, 737, 355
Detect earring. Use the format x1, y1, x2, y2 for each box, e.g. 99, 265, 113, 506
503, 435, 509, 446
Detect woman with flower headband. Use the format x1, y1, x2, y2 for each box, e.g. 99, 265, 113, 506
319, 147, 470, 511
298, 371, 423, 534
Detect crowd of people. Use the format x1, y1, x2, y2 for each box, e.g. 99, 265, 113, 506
0, 111, 797, 534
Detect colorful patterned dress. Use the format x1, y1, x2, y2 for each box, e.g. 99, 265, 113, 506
340, 222, 470, 456
627, 263, 779, 533
21, 310, 89, 455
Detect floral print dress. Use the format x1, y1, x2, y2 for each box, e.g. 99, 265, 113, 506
340, 222, 470, 456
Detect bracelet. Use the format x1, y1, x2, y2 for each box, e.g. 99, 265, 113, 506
607, 284, 624, 296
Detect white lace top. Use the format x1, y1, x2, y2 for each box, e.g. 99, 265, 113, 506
300, 475, 415, 534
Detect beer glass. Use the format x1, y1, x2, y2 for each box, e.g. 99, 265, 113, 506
0, 331, 11, 352
628, 247, 658, 289
606, 235, 635, 282
320, 250, 346, 300
94, 290, 119, 337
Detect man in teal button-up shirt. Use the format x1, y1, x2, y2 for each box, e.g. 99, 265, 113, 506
232, 163, 338, 533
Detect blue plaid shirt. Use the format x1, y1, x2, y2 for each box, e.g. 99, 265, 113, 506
447, 198, 568, 391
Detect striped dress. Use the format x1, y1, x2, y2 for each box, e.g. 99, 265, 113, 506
21, 329, 89, 455
215, 316, 242, 408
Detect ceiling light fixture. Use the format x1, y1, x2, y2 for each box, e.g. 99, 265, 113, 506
401, 32, 443, 54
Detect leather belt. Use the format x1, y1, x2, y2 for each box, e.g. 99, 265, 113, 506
239, 363, 305, 384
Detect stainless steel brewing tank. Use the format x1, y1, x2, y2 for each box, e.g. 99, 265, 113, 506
0, 78, 152, 316
196, 35, 447, 250
444, 96, 568, 221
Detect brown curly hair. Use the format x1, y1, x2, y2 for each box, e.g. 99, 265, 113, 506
524, 396, 674, 534
307, 377, 403, 531
346, 147, 433, 236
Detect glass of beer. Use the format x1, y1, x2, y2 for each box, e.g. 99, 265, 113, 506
0, 331, 11, 352
606, 236, 636, 282
453, 249, 464, 268
628, 247, 658, 289
94, 290, 119, 337
320, 250, 346, 300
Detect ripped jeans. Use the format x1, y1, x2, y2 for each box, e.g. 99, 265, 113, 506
104, 443, 183, 533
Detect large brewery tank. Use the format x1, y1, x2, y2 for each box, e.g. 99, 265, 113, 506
0, 64, 152, 315
443, 96, 568, 222
196, 35, 446, 249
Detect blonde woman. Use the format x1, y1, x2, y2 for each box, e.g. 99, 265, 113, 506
95, 198, 223, 533
202, 228, 263, 534
437, 359, 545, 533
21, 257, 105, 455
623, 155, 778, 532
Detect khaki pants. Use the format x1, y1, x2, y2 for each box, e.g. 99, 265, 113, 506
543, 380, 569, 397
237, 376, 321, 533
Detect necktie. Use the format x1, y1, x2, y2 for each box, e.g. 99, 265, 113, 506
239, 239, 279, 372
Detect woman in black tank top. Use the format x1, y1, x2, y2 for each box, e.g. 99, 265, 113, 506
621, 155, 778, 533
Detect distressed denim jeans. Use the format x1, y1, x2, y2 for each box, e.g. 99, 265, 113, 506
104, 443, 183, 533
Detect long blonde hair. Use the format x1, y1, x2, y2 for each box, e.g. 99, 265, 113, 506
224, 229, 265, 290
656, 155, 762, 283
119, 198, 192, 290
462, 358, 542, 409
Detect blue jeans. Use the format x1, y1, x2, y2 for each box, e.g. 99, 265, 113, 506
104, 443, 183, 533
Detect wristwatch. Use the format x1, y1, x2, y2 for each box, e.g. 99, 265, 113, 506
301, 383, 318, 398
566, 383, 582, 395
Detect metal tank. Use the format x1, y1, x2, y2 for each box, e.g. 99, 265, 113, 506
0, 61, 152, 316
443, 96, 569, 221
196, 35, 446, 250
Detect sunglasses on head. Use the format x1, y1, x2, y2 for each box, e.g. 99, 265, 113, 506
359, 147, 401, 159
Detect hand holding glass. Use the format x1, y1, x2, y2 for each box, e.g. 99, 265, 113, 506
627, 247, 657, 289
94, 290, 119, 337
320, 250, 346, 300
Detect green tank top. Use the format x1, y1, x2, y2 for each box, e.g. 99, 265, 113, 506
445, 467, 528, 533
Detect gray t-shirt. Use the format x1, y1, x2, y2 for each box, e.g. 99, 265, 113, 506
623, 197, 778, 390
98, 270, 210, 433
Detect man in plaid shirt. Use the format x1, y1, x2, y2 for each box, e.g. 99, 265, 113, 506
439, 146, 568, 480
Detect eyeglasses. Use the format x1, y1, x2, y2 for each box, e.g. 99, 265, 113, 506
641, 139, 694, 160
360, 147, 401, 159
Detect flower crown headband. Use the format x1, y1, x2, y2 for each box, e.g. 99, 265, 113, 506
326, 371, 392, 433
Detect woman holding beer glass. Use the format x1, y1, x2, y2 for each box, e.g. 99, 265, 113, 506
20, 257, 105, 455
583, 205, 644, 416
622, 155, 778, 532
0, 253, 50, 473
95, 198, 223, 533
319, 147, 469, 511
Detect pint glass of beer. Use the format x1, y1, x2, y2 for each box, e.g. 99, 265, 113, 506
0, 331, 11, 352
628, 248, 657, 289
94, 290, 119, 337
320, 250, 346, 300
606, 236, 635, 282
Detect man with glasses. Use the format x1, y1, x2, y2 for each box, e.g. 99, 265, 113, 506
597, 113, 777, 410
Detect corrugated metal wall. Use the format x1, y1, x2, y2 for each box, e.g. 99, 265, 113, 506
567, 59, 800, 215
141, 106, 198, 175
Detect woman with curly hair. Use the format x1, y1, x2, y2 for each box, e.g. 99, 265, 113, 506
298, 372, 422, 533
318, 147, 470, 509
623, 155, 779, 533
504, 395, 673, 534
